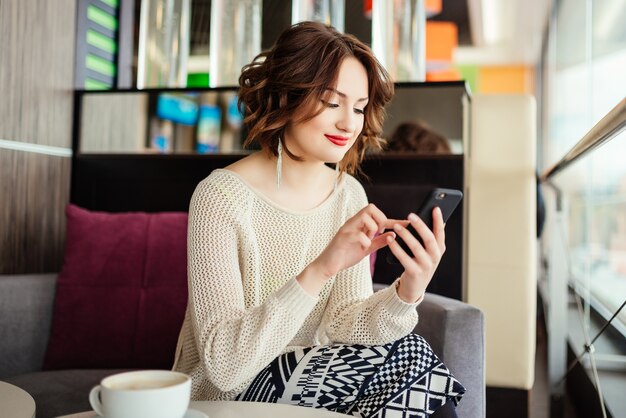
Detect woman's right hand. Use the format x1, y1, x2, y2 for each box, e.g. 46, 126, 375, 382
296, 204, 401, 296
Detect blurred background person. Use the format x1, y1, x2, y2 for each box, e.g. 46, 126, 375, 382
386, 121, 451, 154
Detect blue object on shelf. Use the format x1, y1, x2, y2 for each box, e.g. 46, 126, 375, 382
152, 135, 170, 153
226, 95, 243, 128
156, 94, 199, 126
196, 104, 221, 154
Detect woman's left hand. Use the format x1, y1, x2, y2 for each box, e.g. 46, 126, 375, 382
386, 207, 446, 303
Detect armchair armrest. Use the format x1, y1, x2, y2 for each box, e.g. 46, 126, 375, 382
373, 283, 485, 418
0, 274, 58, 378
415, 292, 485, 418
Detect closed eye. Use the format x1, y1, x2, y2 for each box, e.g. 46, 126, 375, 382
321, 100, 365, 115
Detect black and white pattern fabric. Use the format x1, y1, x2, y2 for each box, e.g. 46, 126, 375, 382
236, 334, 465, 417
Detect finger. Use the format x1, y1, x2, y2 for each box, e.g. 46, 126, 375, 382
382, 219, 410, 230
369, 231, 396, 253
347, 203, 384, 232
358, 231, 371, 251
387, 235, 420, 274
393, 222, 428, 261
360, 213, 380, 239
407, 214, 441, 269
361, 203, 388, 233
408, 213, 439, 256
432, 207, 446, 251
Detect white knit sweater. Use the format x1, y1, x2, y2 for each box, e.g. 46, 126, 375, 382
172, 169, 420, 401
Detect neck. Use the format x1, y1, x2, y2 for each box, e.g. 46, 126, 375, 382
269, 152, 335, 192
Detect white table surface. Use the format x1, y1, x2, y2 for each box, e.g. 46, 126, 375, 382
58, 401, 347, 418
0, 380, 36, 418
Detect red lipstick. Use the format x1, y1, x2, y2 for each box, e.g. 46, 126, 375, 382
325, 134, 349, 146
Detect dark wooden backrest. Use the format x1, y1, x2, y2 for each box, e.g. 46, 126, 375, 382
71, 153, 464, 299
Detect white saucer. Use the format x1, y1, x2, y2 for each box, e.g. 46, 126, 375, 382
96, 409, 207, 418
184, 409, 209, 418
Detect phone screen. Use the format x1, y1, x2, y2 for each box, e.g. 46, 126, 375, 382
386, 188, 463, 264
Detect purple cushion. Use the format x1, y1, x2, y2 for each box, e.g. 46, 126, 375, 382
370, 251, 377, 277
43, 205, 188, 370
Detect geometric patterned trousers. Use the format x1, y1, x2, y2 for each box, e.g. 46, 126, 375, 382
235, 334, 465, 417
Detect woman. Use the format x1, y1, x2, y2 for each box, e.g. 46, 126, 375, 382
173, 22, 464, 417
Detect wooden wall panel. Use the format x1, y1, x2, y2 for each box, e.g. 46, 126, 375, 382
0, 149, 71, 274
0, 0, 76, 274
0, 0, 75, 147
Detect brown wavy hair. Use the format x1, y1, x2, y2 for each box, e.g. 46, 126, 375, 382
238, 21, 394, 176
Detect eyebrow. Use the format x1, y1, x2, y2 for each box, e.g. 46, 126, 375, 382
325, 88, 368, 103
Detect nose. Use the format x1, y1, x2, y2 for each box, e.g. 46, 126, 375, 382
336, 107, 356, 135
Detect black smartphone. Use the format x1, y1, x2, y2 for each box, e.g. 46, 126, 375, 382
386, 188, 463, 264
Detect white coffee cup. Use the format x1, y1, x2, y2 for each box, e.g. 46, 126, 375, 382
89, 370, 191, 418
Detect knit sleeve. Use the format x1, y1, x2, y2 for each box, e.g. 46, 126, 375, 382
318, 178, 419, 345
186, 176, 318, 393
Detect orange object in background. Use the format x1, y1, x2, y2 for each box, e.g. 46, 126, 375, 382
426, 21, 457, 62
479, 66, 535, 94
426, 68, 462, 82
425, 21, 460, 81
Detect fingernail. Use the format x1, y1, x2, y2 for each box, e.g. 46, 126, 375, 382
408, 213, 417, 221
391, 232, 396, 239
393, 223, 401, 231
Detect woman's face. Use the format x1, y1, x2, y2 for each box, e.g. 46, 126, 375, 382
283, 56, 369, 164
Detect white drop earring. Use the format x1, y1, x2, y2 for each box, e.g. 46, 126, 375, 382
276, 139, 283, 189
334, 161, 340, 191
